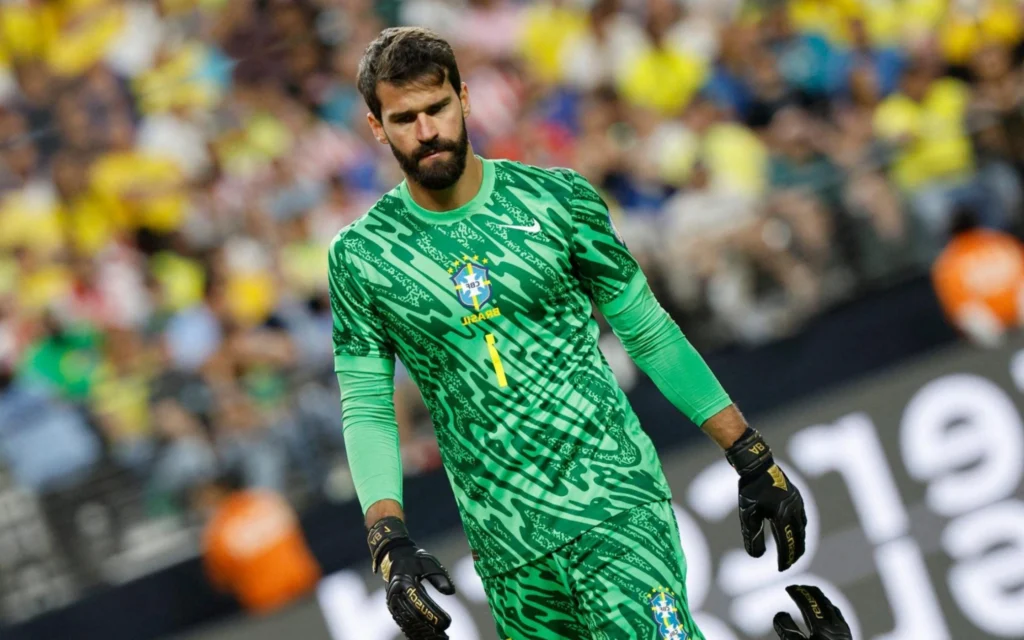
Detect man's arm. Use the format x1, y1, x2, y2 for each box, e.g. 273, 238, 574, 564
335, 363, 404, 524
597, 271, 736, 437
557, 168, 737, 438
561, 168, 808, 571
329, 238, 405, 520
594, 229, 807, 573
329, 237, 455, 639
598, 270, 809, 571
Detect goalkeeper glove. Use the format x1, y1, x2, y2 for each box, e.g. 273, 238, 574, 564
367, 516, 456, 640
774, 585, 853, 640
725, 428, 807, 571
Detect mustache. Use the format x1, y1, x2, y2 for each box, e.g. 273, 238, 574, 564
415, 139, 459, 161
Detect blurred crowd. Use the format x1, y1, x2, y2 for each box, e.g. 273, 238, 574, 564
1, 0, 1024, 603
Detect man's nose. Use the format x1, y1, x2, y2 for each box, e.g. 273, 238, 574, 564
415, 113, 438, 142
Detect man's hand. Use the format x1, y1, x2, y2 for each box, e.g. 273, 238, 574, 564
725, 428, 807, 571
367, 517, 455, 639
774, 585, 853, 639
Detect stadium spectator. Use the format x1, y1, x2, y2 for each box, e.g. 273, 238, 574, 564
966, 43, 1024, 220
90, 326, 157, 470
146, 393, 217, 512
825, 16, 904, 99
874, 57, 997, 248
618, 0, 706, 116
768, 107, 844, 212
0, 364, 101, 493
825, 62, 930, 283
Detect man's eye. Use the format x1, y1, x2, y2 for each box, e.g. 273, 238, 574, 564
426, 104, 444, 115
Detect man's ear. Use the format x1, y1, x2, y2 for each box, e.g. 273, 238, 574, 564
367, 112, 388, 145
460, 82, 471, 119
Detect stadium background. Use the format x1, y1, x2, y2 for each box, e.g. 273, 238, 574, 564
1, 0, 1024, 638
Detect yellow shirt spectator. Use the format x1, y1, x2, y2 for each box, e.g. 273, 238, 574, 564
19, 263, 73, 312
899, 0, 948, 44
652, 121, 766, 196
0, 256, 16, 299
939, 0, 1023, 66
150, 252, 206, 313
859, 1, 901, 48
0, 1, 46, 62
281, 240, 329, 297
619, 45, 707, 117
518, 2, 587, 85
90, 150, 187, 234
59, 192, 127, 257
215, 114, 294, 178
788, 0, 860, 45
91, 363, 153, 446
874, 77, 973, 192
0, 185, 63, 255
225, 271, 278, 328
703, 123, 767, 198
41, 0, 126, 77
134, 43, 222, 115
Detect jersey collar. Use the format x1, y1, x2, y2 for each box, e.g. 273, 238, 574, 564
398, 155, 494, 225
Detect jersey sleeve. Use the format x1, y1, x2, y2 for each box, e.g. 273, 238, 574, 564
562, 169, 641, 307
328, 235, 396, 373
602, 275, 732, 426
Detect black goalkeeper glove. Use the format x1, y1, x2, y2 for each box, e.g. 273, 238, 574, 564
774, 585, 853, 640
725, 428, 807, 571
367, 517, 456, 640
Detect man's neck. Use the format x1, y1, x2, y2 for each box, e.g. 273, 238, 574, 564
405, 153, 483, 213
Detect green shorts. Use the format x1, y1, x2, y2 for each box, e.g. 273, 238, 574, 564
480, 500, 704, 640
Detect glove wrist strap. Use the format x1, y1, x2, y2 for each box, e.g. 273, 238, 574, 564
725, 428, 774, 478
367, 516, 415, 574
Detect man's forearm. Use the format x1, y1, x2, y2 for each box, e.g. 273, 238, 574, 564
701, 403, 749, 449
336, 363, 404, 519
601, 274, 732, 426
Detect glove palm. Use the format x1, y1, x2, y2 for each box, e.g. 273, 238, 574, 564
726, 429, 808, 571
369, 517, 455, 640
774, 585, 853, 640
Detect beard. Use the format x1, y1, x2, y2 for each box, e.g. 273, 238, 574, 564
389, 117, 470, 191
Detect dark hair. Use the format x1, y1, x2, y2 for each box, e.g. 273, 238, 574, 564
357, 27, 461, 122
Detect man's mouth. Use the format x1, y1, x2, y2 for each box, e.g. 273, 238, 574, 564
419, 149, 449, 161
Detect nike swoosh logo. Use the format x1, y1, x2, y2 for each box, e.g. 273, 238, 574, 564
500, 220, 541, 234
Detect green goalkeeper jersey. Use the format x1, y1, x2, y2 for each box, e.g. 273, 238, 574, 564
329, 157, 723, 577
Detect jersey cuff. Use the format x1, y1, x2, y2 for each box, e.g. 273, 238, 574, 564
695, 394, 735, 427
597, 270, 648, 318
334, 354, 396, 376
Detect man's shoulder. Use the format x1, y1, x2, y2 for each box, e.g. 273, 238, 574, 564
489, 157, 578, 195
328, 187, 404, 252
492, 157, 576, 179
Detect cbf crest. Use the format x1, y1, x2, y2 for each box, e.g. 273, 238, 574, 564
449, 255, 492, 311
647, 587, 689, 640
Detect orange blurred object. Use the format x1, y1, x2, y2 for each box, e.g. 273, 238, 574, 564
932, 228, 1024, 343
202, 490, 321, 614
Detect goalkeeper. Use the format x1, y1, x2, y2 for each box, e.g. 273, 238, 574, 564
331, 26, 808, 640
